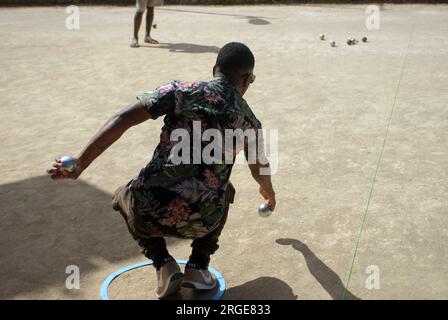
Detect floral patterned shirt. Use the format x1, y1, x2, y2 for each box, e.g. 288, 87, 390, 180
130, 76, 261, 239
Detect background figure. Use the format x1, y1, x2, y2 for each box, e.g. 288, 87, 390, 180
131, 0, 163, 48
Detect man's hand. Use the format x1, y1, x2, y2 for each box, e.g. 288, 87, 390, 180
259, 186, 276, 211
46, 157, 84, 180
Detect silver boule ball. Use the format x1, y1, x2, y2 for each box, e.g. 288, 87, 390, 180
330, 41, 336, 47
60, 156, 77, 173
258, 203, 273, 218
319, 34, 325, 40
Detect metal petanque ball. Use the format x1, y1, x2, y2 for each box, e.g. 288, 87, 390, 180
258, 203, 273, 218
330, 41, 336, 47
60, 156, 77, 173
319, 34, 325, 40
347, 37, 358, 46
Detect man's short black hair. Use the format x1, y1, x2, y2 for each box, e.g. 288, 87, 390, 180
216, 42, 255, 74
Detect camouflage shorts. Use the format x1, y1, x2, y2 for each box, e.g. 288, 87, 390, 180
112, 181, 235, 241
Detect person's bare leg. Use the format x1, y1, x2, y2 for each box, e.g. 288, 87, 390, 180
144, 7, 159, 44
131, 11, 144, 47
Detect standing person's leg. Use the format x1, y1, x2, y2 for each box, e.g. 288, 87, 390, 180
131, 0, 147, 47
144, 4, 159, 44
182, 183, 236, 289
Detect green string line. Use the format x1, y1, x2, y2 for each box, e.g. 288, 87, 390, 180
341, 22, 416, 300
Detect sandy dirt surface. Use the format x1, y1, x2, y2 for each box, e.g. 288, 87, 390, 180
0, 4, 447, 300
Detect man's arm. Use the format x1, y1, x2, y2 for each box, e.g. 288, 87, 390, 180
47, 100, 150, 180
245, 138, 276, 210
248, 162, 276, 210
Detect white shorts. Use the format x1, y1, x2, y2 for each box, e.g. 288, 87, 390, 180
136, 0, 164, 13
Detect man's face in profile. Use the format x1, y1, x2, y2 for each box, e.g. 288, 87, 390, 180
240, 69, 255, 96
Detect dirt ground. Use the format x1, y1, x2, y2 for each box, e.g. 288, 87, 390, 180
0, 4, 447, 300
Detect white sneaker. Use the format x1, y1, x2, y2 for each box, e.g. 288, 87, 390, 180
156, 259, 183, 299
182, 264, 217, 290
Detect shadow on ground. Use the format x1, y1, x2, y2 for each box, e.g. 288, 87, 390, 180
159, 8, 271, 26
276, 238, 360, 300
0, 175, 180, 299
159, 277, 297, 300
223, 277, 297, 300
242, 17, 271, 25
142, 42, 220, 54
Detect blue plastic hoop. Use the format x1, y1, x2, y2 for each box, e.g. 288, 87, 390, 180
100, 259, 226, 300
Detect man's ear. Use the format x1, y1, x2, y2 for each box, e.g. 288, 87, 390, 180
243, 74, 251, 88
